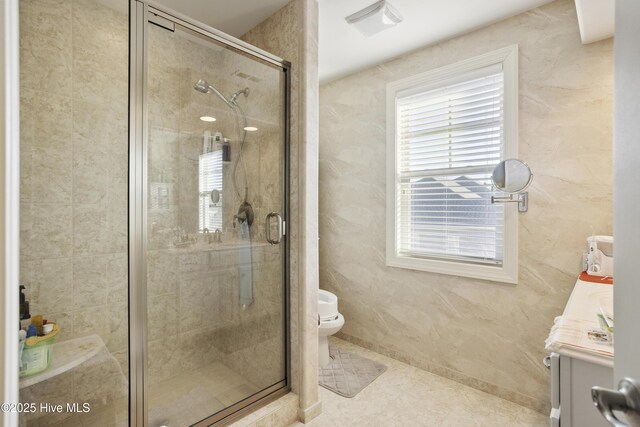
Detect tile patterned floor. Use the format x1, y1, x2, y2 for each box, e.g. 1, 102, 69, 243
294, 337, 547, 427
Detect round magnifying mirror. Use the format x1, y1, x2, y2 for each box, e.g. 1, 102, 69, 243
491, 159, 533, 193
210, 189, 220, 204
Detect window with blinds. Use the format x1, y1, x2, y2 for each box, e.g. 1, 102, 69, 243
386, 46, 518, 283
199, 150, 223, 231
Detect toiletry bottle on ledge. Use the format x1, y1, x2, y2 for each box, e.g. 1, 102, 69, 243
32, 315, 44, 336
26, 324, 37, 338
19, 285, 31, 330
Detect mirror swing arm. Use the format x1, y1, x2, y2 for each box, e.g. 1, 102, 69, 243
491, 192, 529, 212
490, 158, 533, 213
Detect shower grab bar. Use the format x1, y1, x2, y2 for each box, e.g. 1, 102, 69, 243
266, 212, 283, 245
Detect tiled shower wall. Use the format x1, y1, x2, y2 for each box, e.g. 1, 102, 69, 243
19, 0, 129, 377
19, 0, 129, 424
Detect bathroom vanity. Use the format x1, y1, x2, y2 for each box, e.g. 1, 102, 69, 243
546, 278, 613, 427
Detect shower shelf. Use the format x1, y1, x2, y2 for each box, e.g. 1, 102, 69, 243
19, 334, 105, 389
167, 241, 272, 253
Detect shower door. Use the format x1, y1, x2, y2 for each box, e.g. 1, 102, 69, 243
130, 3, 289, 426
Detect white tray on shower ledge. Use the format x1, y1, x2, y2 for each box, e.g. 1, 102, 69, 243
19, 334, 105, 389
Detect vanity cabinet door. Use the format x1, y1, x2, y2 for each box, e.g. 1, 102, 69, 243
560, 355, 613, 427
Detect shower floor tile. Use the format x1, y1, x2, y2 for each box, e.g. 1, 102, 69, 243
149, 362, 260, 427
295, 337, 548, 427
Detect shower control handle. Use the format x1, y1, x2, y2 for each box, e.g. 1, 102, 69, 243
266, 212, 283, 245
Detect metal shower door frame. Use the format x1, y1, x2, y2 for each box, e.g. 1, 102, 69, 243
128, 2, 291, 425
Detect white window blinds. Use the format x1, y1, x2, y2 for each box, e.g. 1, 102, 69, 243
199, 150, 223, 231
395, 64, 505, 265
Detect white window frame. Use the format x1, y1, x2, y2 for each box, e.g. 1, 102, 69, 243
386, 45, 519, 284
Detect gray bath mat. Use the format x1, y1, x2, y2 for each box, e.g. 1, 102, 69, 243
319, 347, 387, 398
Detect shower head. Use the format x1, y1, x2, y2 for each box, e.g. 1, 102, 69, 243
193, 79, 233, 107
230, 88, 250, 104
194, 79, 250, 107
194, 79, 210, 94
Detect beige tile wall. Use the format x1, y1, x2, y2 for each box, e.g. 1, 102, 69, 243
20, 0, 129, 352
319, 0, 613, 413
19, 0, 129, 424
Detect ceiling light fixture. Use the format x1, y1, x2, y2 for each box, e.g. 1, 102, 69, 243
200, 116, 216, 122
244, 126, 258, 132
345, 0, 403, 37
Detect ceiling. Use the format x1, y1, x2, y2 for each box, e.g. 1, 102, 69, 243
143, 0, 580, 84
153, 0, 290, 37
319, 0, 556, 82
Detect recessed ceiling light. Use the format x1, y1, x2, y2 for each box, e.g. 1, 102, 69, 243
244, 126, 258, 132
345, 0, 403, 37
200, 116, 216, 122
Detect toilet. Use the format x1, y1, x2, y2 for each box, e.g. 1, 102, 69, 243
318, 289, 345, 367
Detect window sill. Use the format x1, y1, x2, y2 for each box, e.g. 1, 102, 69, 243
385, 254, 518, 284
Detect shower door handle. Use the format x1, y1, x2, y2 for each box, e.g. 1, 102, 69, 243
266, 212, 283, 245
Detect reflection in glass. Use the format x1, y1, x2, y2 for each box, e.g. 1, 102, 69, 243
199, 150, 224, 231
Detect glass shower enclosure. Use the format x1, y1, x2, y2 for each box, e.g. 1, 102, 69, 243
130, 2, 290, 426
131, 2, 290, 425
18, 0, 289, 425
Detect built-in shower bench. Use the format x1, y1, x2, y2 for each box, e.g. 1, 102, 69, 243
19, 334, 105, 389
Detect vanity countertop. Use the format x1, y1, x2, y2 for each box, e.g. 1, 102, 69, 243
545, 277, 613, 367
